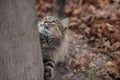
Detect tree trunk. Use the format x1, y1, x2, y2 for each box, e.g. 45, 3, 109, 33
0, 0, 43, 80
54, 0, 67, 19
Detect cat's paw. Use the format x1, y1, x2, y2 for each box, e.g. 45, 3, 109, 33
44, 65, 54, 80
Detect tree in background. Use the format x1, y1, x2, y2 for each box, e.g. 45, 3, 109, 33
0, 0, 43, 80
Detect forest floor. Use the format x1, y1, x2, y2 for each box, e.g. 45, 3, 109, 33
36, 0, 120, 80
54, 31, 115, 80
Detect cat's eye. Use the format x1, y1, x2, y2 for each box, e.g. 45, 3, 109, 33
51, 21, 56, 24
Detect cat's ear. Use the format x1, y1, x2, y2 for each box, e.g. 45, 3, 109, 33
61, 18, 69, 30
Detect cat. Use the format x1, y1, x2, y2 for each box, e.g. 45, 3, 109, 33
38, 16, 69, 80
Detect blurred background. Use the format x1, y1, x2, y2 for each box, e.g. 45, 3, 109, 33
36, 0, 120, 80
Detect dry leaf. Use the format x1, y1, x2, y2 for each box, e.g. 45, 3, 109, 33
112, 42, 120, 50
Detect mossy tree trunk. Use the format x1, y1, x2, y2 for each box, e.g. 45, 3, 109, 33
0, 0, 43, 80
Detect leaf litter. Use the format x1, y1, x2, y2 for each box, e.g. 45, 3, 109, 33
36, 0, 120, 80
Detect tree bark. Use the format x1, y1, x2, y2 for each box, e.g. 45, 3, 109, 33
0, 0, 43, 80
54, 0, 67, 19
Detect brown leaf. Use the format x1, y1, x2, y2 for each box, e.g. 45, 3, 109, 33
88, 5, 96, 14
106, 61, 120, 78
84, 27, 91, 34
72, 8, 81, 16
104, 40, 111, 49
70, 17, 78, 22
112, 42, 120, 50
98, 0, 109, 8
74, 64, 81, 72
66, 73, 74, 80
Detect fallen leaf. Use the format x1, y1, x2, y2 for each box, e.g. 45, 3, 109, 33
112, 42, 120, 50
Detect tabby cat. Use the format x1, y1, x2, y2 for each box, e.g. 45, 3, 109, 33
38, 16, 69, 80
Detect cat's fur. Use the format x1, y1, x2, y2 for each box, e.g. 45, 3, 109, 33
38, 16, 68, 80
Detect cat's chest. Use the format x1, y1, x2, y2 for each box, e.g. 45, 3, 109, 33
40, 34, 63, 48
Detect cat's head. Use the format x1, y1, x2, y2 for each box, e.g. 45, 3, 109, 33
38, 16, 69, 37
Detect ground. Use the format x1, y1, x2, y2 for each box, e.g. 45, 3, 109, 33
36, 0, 120, 80
54, 31, 113, 80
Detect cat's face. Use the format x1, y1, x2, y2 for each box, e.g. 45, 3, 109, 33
38, 16, 66, 37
